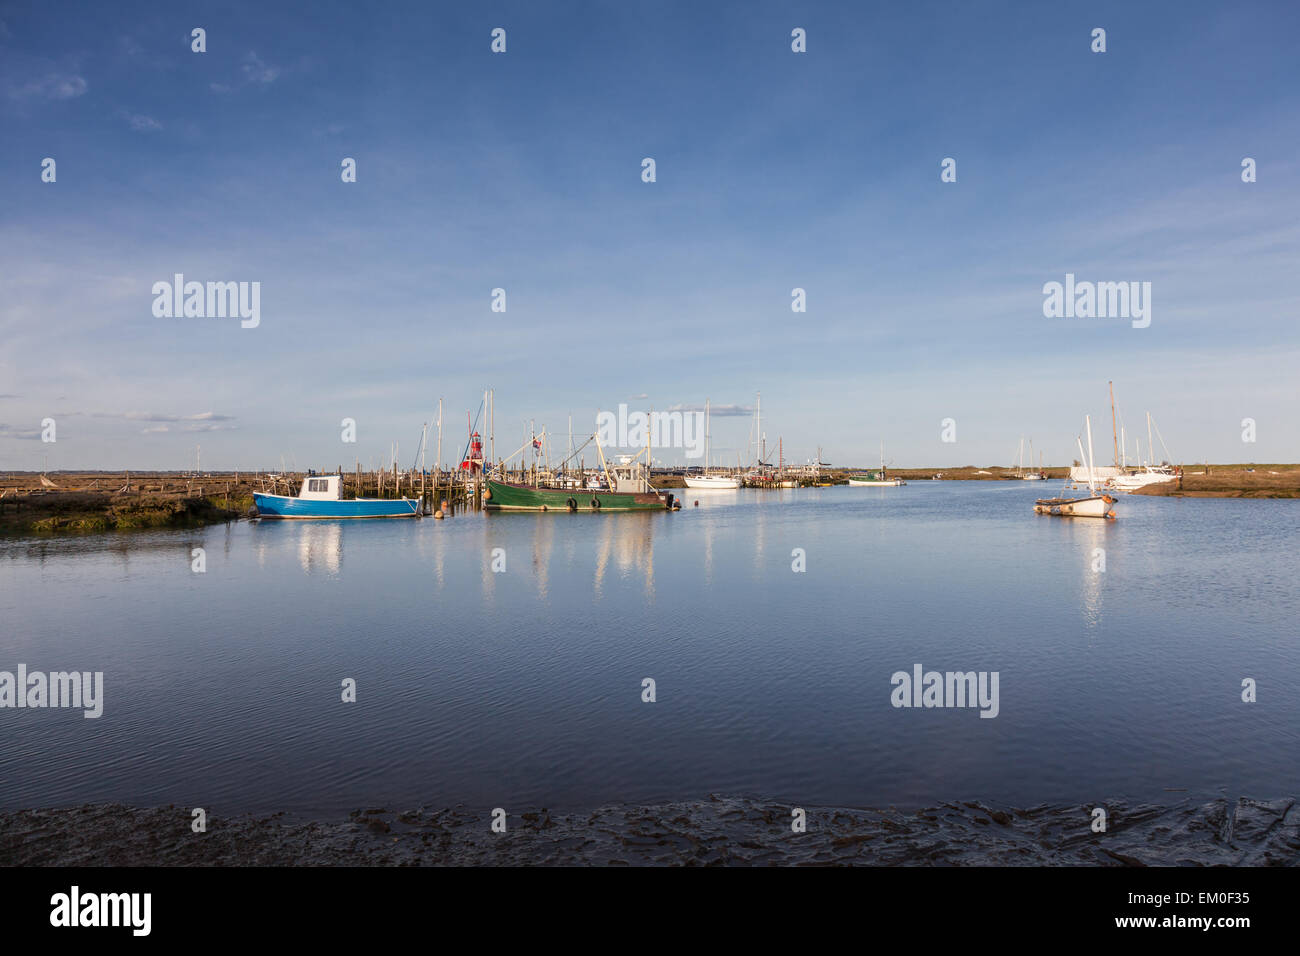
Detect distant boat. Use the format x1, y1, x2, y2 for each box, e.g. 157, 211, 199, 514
684, 399, 740, 490
1034, 416, 1116, 519
1111, 465, 1178, 492
685, 474, 742, 489
1015, 437, 1046, 479
848, 472, 903, 486
1021, 441, 1045, 479
254, 475, 420, 519
849, 442, 905, 486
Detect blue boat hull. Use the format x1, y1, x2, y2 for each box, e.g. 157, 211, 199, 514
253, 493, 420, 519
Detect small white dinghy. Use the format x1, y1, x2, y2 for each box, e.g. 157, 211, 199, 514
1034, 415, 1116, 520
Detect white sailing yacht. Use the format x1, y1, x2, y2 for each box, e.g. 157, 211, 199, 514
1021, 439, 1044, 479
684, 398, 740, 489
1110, 412, 1178, 492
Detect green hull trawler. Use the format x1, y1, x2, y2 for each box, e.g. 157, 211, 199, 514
483, 431, 676, 512
484, 478, 673, 511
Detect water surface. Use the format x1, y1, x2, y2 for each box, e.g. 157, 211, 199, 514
2, 481, 1297, 813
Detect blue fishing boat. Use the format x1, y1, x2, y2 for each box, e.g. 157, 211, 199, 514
253, 475, 420, 519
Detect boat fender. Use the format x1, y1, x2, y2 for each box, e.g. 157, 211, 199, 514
540, 505, 547, 511
483, 488, 491, 500
590, 497, 601, 510
567, 497, 578, 512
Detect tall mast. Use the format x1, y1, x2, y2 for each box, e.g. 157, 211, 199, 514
1147, 411, 1154, 468
1108, 381, 1119, 469
756, 391, 762, 465
704, 398, 711, 472
1086, 414, 1097, 492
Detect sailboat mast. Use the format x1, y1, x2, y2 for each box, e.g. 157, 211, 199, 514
1086, 414, 1098, 492
705, 397, 711, 472
1108, 381, 1119, 469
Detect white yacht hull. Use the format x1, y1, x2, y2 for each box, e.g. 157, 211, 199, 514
684, 475, 741, 490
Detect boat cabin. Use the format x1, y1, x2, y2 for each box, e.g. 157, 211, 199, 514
298, 475, 343, 500
608, 461, 652, 493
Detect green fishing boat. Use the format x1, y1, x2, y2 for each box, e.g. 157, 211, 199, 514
484, 438, 675, 512
484, 477, 673, 511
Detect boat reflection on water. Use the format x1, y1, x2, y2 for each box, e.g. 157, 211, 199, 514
1065, 516, 1111, 630
593, 513, 658, 600
479, 510, 661, 602
295, 521, 343, 576
481, 513, 559, 603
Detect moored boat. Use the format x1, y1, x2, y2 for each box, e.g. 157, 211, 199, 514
253, 475, 420, 519
1034, 415, 1116, 519
484, 438, 675, 512
684, 473, 741, 490
684, 399, 741, 489
1033, 495, 1114, 518
484, 478, 673, 511
848, 441, 905, 486
848, 471, 904, 486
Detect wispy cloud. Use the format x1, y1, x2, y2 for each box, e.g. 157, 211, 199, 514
0, 423, 42, 440
124, 112, 162, 131
56, 411, 240, 434
667, 402, 750, 417
8, 73, 87, 101
240, 51, 280, 86
109, 411, 235, 424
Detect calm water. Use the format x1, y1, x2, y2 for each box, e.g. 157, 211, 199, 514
2, 482, 1298, 814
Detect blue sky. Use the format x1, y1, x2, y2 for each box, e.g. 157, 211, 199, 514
1, 0, 1297, 471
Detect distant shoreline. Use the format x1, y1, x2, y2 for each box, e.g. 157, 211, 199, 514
2, 795, 1294, 866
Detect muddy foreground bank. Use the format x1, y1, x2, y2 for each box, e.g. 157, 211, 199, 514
3, 795, 1296, 866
